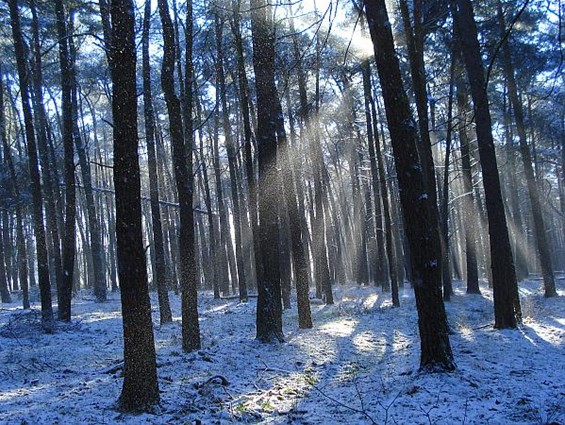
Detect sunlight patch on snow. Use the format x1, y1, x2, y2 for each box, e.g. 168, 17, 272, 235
521, 321, 564, 346
359, 293, 379, 310
80, 311, 121, 324
352, 330, 384, 354
0, 386, 38, 402
206, 303, 233, 314
318, 318, 357, 337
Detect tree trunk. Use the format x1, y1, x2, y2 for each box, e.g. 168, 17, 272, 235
312, 33, 333, 304
455, 72, 480, 294
452, 0, 521, 328
0, 213, 11, 303
364, 0, 454, 371
54, 0, 76, 322
30, 0, 64, 298
251, 0, 284, 342
214, 11, 248, 301
280, 114, 313, 327
496, 3, 556, 298
8, 0, 54, 331
158, 0, 200, 351
211, 106, 234, 296
0, 74, 15, 304
109, 0, 160, 411
195, 98, 220, 298
0, 94, 29, 306
368, 65, 400, 305
440, 57, 456, 301
143, 0, 173, 324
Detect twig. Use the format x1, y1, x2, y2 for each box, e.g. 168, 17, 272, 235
462, 397, 469, 425
309, 382, 378, 424
472, 323, 492, 330
377, 391, 402, 425
260, 360, 293, 375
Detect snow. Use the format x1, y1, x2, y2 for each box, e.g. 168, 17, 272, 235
1, 279, 564, 424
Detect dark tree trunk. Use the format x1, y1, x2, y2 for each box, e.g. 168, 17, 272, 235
398, 0, 451, 301
455, 72, 480, 294
195, 98, 220, 298
364, 0, 454, 371
8, 0, 54, 331
280, 122, 313, 327
214, 11, 248, 302
311, 36, 333, 304
361, 60, 400, 305
503, 99, 529, 281
158, 0, 200, 351
30, 0, 64, 297
1, 211, 14, 293
361, 61, 386, 287
251, 0, 284, 342
143, 0, 173, 324
397, 0, 438, 205
230, 0, 261, 290
496, 3, 556, 298
211, 107, 234, 296
230, 0, 260, 290
181, 0, 201, 350
55, 0, 76, 322
287, 12, 315, 288
0, 78, 29, 307
370, 66, 400, 305
74, 119, 106, 302
109, 0, 160, 411
440, 58, 456, 301
0, 74, 13, 304
0, 214, 11, 303
452, 0, 521, 328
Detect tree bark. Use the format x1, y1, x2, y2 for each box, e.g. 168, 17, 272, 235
364, 0, 454, 371
0, 78, 29, 307
54, 0, 76, 322
158, 0, 201, 351
143, 0, 173, 323
214, 11, 248, 301
30, 0, 64, 297
496, 2, 556, 298
251, 0, 284, 342
0, 213, 11, 303
109, 0, 160, 411
452, 0, 521, 328
8, 0, 54, 331
455, 71, 480, 294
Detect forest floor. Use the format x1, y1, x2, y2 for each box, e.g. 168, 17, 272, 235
0, 278, 564, 424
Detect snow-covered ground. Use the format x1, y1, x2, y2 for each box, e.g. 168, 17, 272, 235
0, 278, 563, 424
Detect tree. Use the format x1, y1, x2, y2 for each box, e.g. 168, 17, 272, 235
0, 70, 29, 309
496, 1, 556, 298
108, 0, 160, 411
7, 0, 54, 332
251, 0, 284, 342
158, 0, 200, 351
363, 0, 455, 371
55, 0, 76, 322
214, 9, 248, 301
455, 68, 481, 295
361, 59, 400, 306
0, 212, 11, 303
451, 0, 521, 328
142, 0, 173, 324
